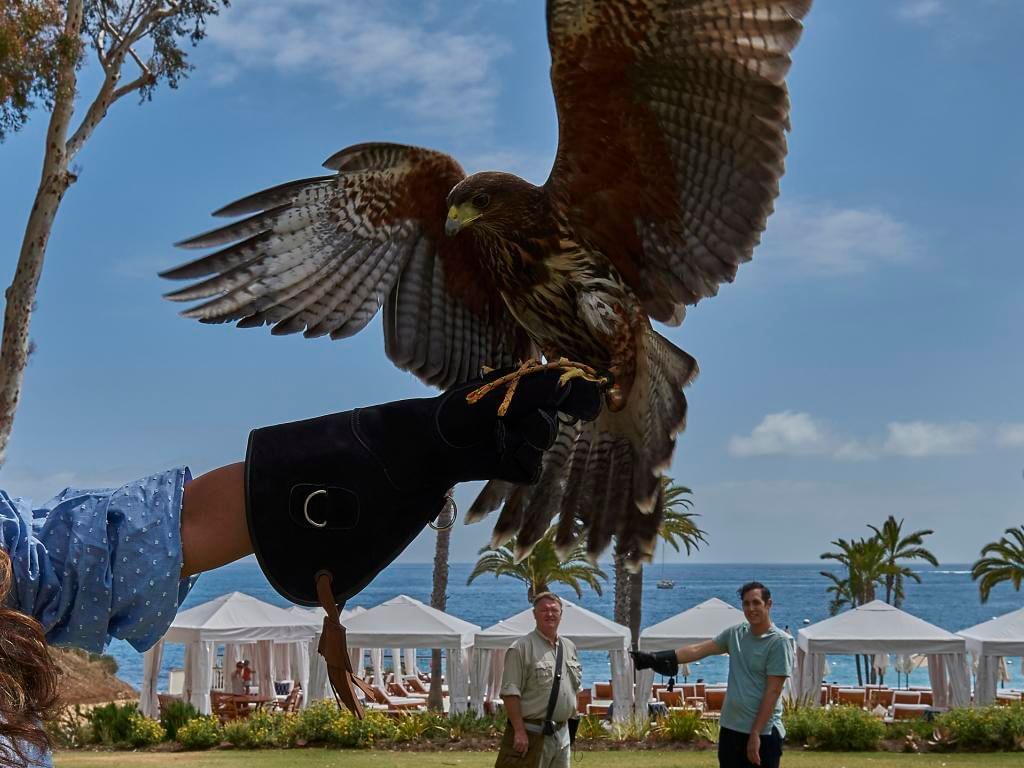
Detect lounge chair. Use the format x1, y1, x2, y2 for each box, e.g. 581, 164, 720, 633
371, 685, 426, 712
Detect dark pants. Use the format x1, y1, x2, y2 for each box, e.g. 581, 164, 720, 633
718, 726, 783, 768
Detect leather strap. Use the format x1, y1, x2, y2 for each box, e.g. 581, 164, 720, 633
315, 570, 373, 719
543, 640, 564, 728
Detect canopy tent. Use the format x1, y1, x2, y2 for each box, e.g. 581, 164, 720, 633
794, 600, 970, 708
959, 607, 1024, 705
635, 597, 746, 704
140, 592, 317, 716
473, 599, 633, 721
340, 595, 480, 714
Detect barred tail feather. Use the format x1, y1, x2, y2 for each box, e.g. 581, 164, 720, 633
467, 324, 697, 570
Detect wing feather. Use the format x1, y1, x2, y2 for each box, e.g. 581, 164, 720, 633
545, 0, 811, 321
164, 143, 530, 387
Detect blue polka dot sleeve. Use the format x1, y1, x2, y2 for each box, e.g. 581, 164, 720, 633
0, 467, 197, 653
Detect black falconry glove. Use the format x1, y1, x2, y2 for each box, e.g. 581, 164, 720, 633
244, 368, 602, 716
630, 649, 680, 678
245, 367, 602, 606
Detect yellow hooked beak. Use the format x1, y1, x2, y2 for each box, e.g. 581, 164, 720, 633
445, 204, 481, 236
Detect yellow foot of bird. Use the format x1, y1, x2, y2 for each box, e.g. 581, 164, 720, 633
467, 358, 609, 416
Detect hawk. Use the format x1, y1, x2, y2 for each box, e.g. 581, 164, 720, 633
162, 0, 811, 567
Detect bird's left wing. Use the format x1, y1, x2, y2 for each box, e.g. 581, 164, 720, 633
545, 0, 811, 323
162, 143, 532, 389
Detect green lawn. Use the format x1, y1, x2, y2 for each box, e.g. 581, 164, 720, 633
53, 750, 1024, 768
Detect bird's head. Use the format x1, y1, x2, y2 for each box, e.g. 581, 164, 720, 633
445, 172, 540, 237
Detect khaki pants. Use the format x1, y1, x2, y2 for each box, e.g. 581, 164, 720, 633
540, 733, 571, 768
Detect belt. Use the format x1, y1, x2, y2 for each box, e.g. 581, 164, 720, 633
521, 718, 566, 734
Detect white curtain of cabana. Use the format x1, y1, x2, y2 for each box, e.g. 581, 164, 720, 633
794, 601, 971, 708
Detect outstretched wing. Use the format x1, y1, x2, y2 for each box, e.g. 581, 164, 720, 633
161, 143, 532, 388
546, 0, 811, 323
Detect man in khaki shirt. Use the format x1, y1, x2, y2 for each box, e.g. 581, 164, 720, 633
500, 592, 582, 768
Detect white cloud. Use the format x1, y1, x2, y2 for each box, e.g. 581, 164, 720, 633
997, 423, 1024, 446
898, 1, 947, 22
730, 415, 993, 461
204, 1, 508, 129
729, 411, 832, 457
761, 201, 919, 276
883, 421, 980, 457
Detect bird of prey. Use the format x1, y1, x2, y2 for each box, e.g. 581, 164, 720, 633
162, 0, 811, 568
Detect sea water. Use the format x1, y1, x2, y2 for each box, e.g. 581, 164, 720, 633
104, 561, 1024, 692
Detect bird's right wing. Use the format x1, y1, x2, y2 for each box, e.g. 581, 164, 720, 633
162, 142, 533, 389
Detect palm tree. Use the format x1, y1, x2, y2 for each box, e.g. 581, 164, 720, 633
868, 516, 938, 607
819, 536, 889, 684
623, 478, 706, 644
427, 525, 451, 711
820, 536, 888, 606
468, 525, 607, 601
971, 526, 1024, 603
819, 570, 855, 616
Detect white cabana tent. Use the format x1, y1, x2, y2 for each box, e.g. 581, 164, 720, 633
634, 597, 746, 704
140, 592, 317, 717
473, 599, 632, 721
794, 600, 971, 708
342, 595, 479, 714
959, 607, 1024, 705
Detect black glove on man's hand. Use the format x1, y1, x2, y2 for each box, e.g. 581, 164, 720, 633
630, 649, 680, 677
245, 368, 604, 607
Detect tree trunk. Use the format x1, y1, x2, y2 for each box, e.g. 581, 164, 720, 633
613, 541, 630, 628
0, 0, 83, 465
627, 564, 644, 648
428, 526, 451, 712
855, 655, 863, 686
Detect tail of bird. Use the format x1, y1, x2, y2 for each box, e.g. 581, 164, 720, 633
467, 325, 697, 569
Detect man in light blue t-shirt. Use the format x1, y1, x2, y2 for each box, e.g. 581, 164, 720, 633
632, 582, 793, 767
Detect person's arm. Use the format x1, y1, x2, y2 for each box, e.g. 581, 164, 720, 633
499, 645, 529, 753
631, 638, 723, 675
179, 462, 251, 577
504, 695, 530, 753
675, 639, 723, 664
746, 675, 786, 766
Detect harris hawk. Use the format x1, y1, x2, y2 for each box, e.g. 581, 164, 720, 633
162, 0, 812, 568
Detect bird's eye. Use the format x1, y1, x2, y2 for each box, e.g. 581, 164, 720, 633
472, 193, 490, 210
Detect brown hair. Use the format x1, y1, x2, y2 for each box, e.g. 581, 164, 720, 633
0, 549, 61, 766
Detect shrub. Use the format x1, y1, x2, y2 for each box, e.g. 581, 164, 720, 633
934, 703, 1024, 751
885, 717, 934, 743
127, 712, 166, 747
784, 705, 885, 751
225, 710, 285, 748
655, 708, 705, 742
291, 700, 343, 744
608, 714, 653, 742
176, 715, 223, 749
44, 705, 91, 749
86, 702, 137, 746
575, 714, 607, 741
159, 699, 199, 741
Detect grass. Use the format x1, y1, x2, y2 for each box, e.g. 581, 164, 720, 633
54, 750, 1024, 768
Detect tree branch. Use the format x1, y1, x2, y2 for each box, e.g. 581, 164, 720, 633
0, 0, 85, 465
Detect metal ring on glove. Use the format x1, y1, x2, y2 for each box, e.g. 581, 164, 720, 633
429, 494, 458, 531
303, 489, 329, 528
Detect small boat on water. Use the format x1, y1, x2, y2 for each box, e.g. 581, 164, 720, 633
656, 541, 674, 588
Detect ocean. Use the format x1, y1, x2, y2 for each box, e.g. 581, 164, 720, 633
104, 561, 1024, 693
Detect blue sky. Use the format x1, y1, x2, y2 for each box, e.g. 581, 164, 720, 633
1, 0, 1021, 566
